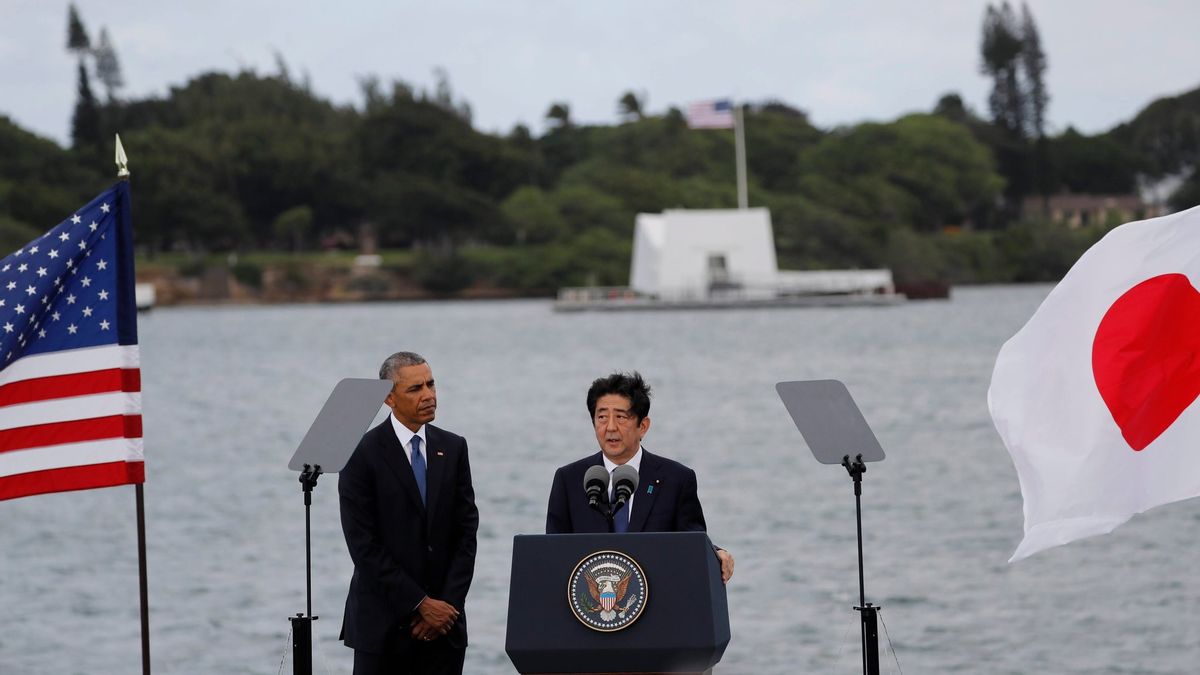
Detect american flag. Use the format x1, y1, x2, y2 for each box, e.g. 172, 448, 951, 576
687, 99, 736, 129
0, 181, 142, 501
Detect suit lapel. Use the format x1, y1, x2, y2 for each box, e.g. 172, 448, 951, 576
628, 450, 661, 533
423, 426, 447, 521
377, 421, 425, 511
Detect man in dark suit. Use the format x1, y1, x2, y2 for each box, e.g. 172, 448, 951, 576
339, 351, 479, 674
545, 371, 734, 582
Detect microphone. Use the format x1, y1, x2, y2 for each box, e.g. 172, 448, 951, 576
611, 464, 639, 510
583, 465, 610, 510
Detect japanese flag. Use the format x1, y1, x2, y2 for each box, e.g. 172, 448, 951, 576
989, 204, 1200, 561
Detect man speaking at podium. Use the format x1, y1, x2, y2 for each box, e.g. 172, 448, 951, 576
339, 352, 479, 675
545, 371, 734, 583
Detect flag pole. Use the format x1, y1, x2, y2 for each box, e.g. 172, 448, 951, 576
115, 134, 130, 179
136, 483, 151, 675
117, 133, 150, 675
734, 104, 748, 209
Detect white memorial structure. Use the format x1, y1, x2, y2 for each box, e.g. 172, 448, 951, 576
629, 208, 894, 299
556, 208, 897, 310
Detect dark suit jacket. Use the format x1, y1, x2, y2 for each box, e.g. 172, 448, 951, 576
545, 449, 708, 534
339, 419, 478, 655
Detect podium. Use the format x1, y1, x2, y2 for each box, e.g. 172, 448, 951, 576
506, 531, 730, 674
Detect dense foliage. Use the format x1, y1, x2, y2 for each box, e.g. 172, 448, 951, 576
2, 3, 1198, 292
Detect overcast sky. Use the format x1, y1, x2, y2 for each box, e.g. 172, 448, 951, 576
4, 1, 1199, 147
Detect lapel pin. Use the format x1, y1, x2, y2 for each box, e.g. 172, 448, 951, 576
647, 485, 654, 494
437, 451, 444, 456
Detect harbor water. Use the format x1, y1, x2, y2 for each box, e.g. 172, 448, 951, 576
2, 285, 1198, 674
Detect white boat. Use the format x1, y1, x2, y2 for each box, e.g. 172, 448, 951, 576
135, 282, 156, 311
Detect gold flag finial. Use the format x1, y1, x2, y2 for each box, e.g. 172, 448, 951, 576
115, 133, 130, 178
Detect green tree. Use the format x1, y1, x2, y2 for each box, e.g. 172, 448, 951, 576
979, 2, 1052, 210
273, 205, 314, 252
0, 116, 105, 232
744, 102, 823, 191
980, 2, 1025, 136
1168, 169, 1200, 211
1108, 86, 1200, 177
617, 91, 644, 121
0, 215, 40, 253
1019, 3, 1048, 139
1019, 4, 1051, 200
500, 186, 566, 244
550, 184, 630, 235
1048, 127, 1138, 194
120, 126, 249, 251
428, 67, 472, 124
65, 3, 90, 54
933, 93, 973, 124
545, 102, 572, 129
539, 104, 583, 178
93, 27, 124, 101
796, 114, 1003, 232
71, 62, 101, 150
766, 193, 882, 269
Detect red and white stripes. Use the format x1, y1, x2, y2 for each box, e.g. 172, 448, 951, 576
0, 344, 142, 500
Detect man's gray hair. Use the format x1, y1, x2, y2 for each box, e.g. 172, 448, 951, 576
379, 351, 427, 380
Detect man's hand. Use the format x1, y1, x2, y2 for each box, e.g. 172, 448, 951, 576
410, 616, 438, 641
411, 597, 459, 640
716, 548, 735, 583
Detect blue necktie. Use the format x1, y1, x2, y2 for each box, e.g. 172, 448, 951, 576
613, 503, 629, 533
613, 474, 629, 533
411, 436, 427, 505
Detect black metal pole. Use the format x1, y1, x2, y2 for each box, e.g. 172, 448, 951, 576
862, 604, 880, 674
305, 484, 313, 619
853, 466, 865, 609
135, 483, 151, 675
291, 465, 321, 675
844, 454, 880, 675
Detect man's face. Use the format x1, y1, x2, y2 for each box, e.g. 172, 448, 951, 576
593, 393, 650, 465
386, 363, 436, 432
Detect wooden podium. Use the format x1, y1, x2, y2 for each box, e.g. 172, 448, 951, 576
505, 531, 730, 674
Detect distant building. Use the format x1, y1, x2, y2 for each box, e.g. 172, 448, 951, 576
556, 208, 901, 310
629, 208, 893, 298
1022, 194, 1167, 228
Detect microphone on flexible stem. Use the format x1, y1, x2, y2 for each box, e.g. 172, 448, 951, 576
612, 464, 639, 510
583, 465, 610, 511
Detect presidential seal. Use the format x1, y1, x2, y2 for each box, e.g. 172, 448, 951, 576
567, 550, 648, 632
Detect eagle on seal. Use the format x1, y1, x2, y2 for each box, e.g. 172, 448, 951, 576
586, 570, 633, 622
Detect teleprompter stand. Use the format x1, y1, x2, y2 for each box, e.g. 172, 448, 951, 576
776, 379, 887, 675
286, 378, 393, 675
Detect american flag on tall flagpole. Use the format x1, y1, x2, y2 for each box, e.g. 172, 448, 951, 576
687, 99, 736, 129
0, 181, 142, 501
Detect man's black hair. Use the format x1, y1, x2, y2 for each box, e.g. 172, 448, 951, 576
586, 371, 651, 421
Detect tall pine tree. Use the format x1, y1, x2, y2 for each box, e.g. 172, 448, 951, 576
71, 62, 101, 150
1020, 3, 1049, 139
66, 3, 90, 54
66, 4, 100, 151
981, 2, 1054, 213
93, 27, 125, 102
980, 2, 1025, 137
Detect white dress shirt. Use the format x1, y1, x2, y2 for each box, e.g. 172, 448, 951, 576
388, 413, 430, 612
602, 446, 644, 516
389, 413, 427, 466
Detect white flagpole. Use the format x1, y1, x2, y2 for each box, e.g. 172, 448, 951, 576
734, 104, 748, 209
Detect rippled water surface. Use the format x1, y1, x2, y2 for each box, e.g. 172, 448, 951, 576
2, 285, 1198, 674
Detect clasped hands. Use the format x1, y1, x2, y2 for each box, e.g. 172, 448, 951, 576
410, 596, 458, 642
